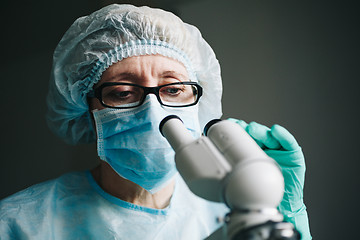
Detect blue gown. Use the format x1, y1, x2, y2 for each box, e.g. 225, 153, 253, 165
0, 171, 229, 240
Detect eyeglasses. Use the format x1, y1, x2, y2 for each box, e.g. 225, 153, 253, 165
88, 82, 203, 109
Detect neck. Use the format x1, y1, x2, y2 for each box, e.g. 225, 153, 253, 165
91, 161, 175, 209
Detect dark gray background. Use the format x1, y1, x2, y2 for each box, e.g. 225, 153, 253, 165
1, 0, 359, 239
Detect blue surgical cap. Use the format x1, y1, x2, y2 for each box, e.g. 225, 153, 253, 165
46, 4, 223, 144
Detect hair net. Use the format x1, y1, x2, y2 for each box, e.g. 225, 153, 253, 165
47, 4, 223, 144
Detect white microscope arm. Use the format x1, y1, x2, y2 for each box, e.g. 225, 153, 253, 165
160, 115, 298, 240
160, 115, 284, 208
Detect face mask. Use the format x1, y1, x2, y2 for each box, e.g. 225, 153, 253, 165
92, 96, 201, 193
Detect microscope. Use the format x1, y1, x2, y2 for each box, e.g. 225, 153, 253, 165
159, 115, 300, 240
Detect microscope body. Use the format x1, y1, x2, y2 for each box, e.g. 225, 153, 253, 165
160, 116, 300, 240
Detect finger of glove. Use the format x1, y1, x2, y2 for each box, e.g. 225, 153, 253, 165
270, 124, 300, 151
227, 119, 265, 148
247, 122, 282, 149
227, 118, 248, 129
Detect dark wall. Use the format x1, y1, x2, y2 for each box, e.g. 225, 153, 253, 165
1, 1, 359, 239
178, 1, 360, 239
0, 0, 102, 197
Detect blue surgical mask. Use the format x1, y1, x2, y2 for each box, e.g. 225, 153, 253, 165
92, 96, 201, 193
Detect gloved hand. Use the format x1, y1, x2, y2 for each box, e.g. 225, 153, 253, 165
228, 118, 312, 240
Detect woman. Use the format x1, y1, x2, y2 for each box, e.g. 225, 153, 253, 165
0, 4, 311, 239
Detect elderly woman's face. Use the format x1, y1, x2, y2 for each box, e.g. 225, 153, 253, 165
89, 55, 189, 110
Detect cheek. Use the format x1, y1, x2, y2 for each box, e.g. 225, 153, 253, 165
88, 97, 105, 111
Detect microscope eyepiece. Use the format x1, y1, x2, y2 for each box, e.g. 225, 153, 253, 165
159, 115, 182, 136
203, 119, 222, 136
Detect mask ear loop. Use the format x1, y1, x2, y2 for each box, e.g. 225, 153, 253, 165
86, 96, 99, 142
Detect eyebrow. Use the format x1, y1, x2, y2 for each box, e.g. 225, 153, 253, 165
161, 71, 189, 81
105, 72, 139, 82
104, 71, 189, 82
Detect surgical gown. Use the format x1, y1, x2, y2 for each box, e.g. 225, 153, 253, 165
0, 171, 229, 239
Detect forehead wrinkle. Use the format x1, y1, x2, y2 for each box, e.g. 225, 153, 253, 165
99, 55, 189, 86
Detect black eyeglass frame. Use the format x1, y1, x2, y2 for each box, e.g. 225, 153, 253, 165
88, 81, 203, 109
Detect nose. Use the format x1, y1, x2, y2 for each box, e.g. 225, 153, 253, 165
142, 87, 163, 105
142, 94, 162, 107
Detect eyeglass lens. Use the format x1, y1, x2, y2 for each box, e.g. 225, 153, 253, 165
101, 83, 199, 107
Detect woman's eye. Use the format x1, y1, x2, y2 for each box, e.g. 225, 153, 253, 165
102, 85, 143, 106
110, 91, 132, 99
164, 87, 182, 95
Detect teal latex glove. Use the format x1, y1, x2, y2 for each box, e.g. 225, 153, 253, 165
228, 119, 312, 240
